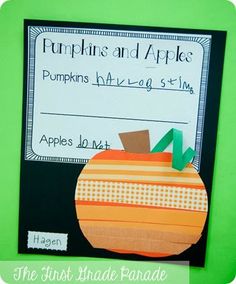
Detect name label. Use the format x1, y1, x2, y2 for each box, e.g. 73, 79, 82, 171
27, 231, 68, 251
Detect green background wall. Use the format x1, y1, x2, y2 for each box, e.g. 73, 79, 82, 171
0, 0, 235, 283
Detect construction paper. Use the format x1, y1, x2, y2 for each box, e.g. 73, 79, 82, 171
84, 234, 192, 255
151, 128, 195, 171
119, 130, 150, 153
18, 19, 226, 267
75, 149, 208, 257
79, 221, 201, 243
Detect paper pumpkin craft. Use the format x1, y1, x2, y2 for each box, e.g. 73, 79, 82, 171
75, 129, 208, 257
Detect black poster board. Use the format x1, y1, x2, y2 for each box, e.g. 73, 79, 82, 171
19, 20, 226, 267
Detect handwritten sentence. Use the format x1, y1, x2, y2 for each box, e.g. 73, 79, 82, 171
39, 134, 111, 151
42, 70, 194, 94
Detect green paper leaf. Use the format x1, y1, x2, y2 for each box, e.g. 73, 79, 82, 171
151, 128, 195, 171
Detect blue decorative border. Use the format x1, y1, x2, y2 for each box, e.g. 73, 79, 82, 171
25, 25, 211, 171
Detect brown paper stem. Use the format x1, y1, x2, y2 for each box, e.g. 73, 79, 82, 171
119, 130, 150, 153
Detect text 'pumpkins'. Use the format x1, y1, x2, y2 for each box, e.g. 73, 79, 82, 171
75, 130, 208, 257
